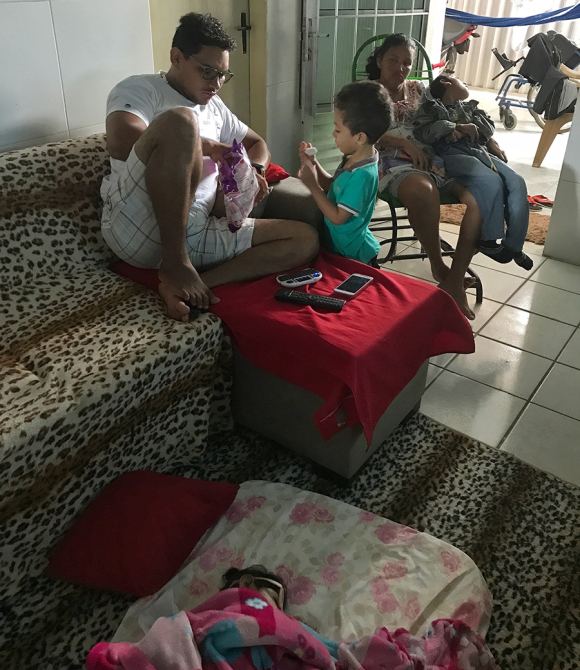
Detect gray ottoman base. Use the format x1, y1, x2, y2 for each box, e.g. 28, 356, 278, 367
232, 347, 428, 480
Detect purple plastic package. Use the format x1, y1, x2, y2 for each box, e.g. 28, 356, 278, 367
218, 139, 259, 232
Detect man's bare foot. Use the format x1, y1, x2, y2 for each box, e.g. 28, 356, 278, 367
158, 281, 192, 322
158, 261, 219, 321
438, 277, 475, 321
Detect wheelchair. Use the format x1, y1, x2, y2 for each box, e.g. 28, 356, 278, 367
351, 35, 483, 304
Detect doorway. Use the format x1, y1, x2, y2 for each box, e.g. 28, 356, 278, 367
301, 0, 431, 171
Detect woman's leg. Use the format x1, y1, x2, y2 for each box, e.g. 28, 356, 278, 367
396, 173, 449, 283
438, 183, 483, 320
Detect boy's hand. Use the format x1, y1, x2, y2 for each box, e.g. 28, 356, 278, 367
487, 138, 508, 163
299, 141, 316, 164
298, 161, 319, 189
447, 129, 463, 143
455, 123, 478, 141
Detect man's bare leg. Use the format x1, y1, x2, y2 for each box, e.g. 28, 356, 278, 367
438, 183, 482, 320
133, 107, 216, 320
396, 173, 450, 284
201, 218, 319, 288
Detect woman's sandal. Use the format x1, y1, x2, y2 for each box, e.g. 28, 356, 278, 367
531, 194, 553, 208
527, 195, 543, 211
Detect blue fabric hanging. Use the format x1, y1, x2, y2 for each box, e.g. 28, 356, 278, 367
446, 4, 580, 27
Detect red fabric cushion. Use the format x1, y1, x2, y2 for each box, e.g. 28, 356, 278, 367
265, 163, 290, 184
111, 261, 160, 293
45, 471, 239, 597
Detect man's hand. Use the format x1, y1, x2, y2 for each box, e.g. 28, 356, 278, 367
401, 139, 430, 172
298, 160, 319, 190
455, 123, 478, 142
253, 170, 269, 205
446, 129, 463, 143
158, 258, 219, 321
487, 138, 508, 163
202, 138, 232, 164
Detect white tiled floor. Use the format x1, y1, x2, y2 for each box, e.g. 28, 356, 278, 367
375, 88, 580, 487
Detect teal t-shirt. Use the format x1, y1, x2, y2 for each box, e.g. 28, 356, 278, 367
324, 153, 380, 264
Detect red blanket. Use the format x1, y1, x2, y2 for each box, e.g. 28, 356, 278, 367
210, 250, 474, 442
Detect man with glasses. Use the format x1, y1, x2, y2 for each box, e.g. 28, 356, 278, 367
101, 13, 319, 321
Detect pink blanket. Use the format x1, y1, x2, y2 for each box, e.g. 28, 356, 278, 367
87, 588, 498, 670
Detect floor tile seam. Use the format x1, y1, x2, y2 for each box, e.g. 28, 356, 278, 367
527, 277, 580, 297
475, 332, 565, 360
491, 282, 580, 325
554, 358, 580, 372
504, 299, 580, 327
429, 351, 459, 370
527, 400, 580, 424
474, 333, 555, 361
496, 399, 531, 450
434, 366, 531, 401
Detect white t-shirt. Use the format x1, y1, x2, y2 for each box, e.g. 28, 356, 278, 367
101, 73, 249, 218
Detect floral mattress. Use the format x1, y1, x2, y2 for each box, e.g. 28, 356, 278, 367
113, 481, 493, 644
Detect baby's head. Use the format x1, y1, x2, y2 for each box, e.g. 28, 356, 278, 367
221, 564, 287, 610
430, 75, 470, 104
332, 81, 392, 155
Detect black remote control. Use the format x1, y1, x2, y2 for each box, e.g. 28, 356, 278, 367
275, 289, 345, 312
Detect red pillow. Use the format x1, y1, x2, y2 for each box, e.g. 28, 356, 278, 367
45, 471, 239, 597
265, 162, 290, 184
111, 261, 160, 293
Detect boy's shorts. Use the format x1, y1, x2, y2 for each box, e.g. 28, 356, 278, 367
101, 148, 255, 272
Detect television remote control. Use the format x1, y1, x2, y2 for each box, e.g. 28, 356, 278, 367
276, 268, 322, 287
275, 289, 345, 312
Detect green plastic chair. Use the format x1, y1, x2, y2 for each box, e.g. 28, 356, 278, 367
352, 35, 483, 304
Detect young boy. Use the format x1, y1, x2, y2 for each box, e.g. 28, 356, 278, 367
298, 80, 392, 265
413, 74, 533, 270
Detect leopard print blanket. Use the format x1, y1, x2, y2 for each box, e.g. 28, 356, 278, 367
0, 134, 232, 596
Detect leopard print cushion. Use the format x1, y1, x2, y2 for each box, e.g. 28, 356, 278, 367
0, 135, 232, 596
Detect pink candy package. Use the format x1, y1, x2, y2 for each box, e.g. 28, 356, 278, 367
218, 139, 259, 232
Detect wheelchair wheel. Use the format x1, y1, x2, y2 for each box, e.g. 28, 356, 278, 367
527, 84, 572, 134
502, 108, 517, 130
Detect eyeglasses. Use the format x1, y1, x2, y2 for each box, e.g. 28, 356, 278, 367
186, 55, 234, 84
233, 575, 285, 609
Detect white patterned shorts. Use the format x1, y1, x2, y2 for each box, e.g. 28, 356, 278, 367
101, 148, 255, 271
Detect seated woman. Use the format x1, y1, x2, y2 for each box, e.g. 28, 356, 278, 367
368, 33, 486, 320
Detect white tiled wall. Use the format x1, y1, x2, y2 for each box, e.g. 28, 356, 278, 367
0, 0, 153, 153
544, 90, 580, 266
266, 0, 302, 174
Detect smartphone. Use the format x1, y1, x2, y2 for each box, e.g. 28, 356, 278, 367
333, 273, 373, 297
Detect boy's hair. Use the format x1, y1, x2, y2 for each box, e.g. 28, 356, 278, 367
334, 81, 392, 144
172, 13, 236, 56
429, 74, 453, 100
366, 33, 416, 80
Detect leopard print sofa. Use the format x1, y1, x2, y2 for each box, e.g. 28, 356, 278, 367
0, 134, 233, 597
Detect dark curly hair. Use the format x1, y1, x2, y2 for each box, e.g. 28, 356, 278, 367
365, 33, 415, 80
334, 81, 392, 144
221, 565, 288, 608
429, 74, 453, 100
172, 13, 236, 56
